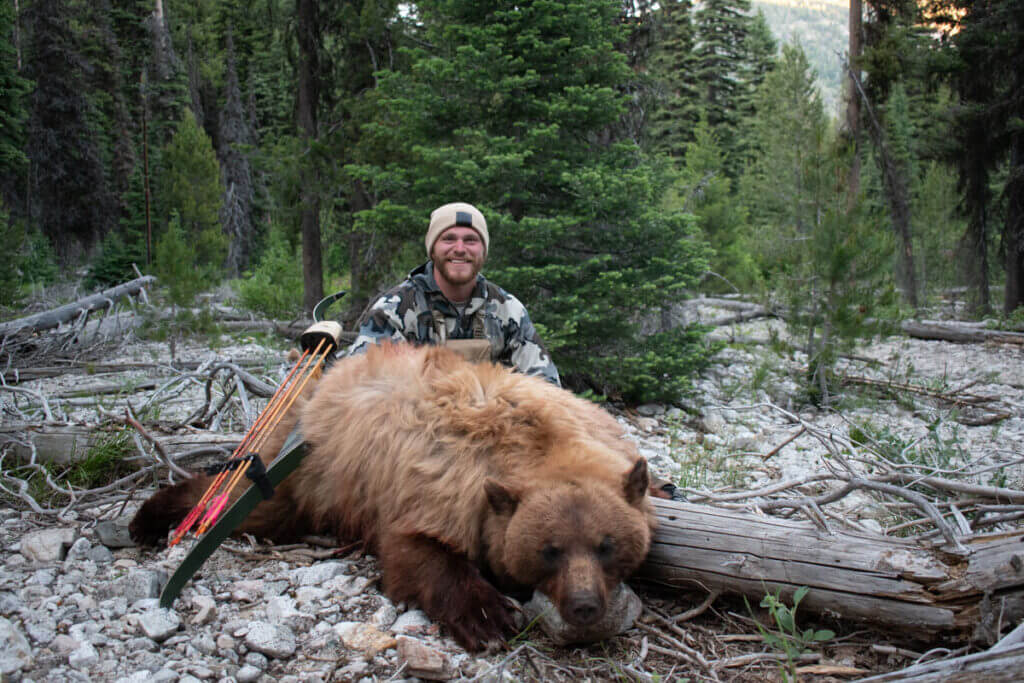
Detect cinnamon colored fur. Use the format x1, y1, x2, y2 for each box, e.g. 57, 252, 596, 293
131, 343, 656, 650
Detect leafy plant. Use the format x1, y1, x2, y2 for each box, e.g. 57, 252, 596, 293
747, 586, 834, 680
234, 223, 304, 319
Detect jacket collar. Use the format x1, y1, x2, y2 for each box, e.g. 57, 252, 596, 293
411, 261, 488, 303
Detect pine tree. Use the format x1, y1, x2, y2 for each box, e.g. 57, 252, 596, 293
743, 9, 777, 98
0, 0, 32, 192
692, 0, 752, 176
143, 0, 188, 147
350, 0, 714, 401
159, 108, 225, 276
78, 0, 137, 200
744, 43, 889, 404
219, 27, 256, 277
680, 117, 755, 291
647, 0, 701, 159
947, 0, 1024, 315
23, 0, 116, 262
743, 43, 830, 260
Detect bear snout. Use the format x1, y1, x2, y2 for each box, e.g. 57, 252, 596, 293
565, 589, 604, 625
544, 551, 610, 627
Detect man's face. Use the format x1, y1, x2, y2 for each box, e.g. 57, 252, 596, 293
431, 226, 486, 288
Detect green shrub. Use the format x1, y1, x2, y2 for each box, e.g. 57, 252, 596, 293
234, 224, 303, 319
84, 229, 146, 290
155, 212, 216, 307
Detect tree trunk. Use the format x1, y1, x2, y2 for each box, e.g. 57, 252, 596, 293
847, 65, 918, 308
844, 0, 862, 206
639, 499, 1024, 641
900, 319, 1024, 345
296, 0, 323, 316
0, 423, 241, 466
0, 276, 156, 340
1004, 134, 1024, 316
345, 179, 376, 327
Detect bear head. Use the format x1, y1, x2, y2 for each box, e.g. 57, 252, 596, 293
482, 458, 653, 628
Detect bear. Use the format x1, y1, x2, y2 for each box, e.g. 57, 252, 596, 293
131, 343, 656, 651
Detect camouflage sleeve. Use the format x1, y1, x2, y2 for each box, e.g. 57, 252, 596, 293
345, 293, 408, 356
502, 296, 561, 386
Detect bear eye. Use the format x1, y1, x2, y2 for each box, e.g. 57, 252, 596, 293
597, 536, 614, 559
541, 544, 561, 564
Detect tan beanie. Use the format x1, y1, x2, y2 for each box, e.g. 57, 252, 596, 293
425, 202, 489, 257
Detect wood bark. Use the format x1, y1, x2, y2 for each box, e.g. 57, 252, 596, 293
0, 276, 156, 340
856, 643, 1024, 682
296, 0, 323, 316
845, 0, 862, 205
1004, 134, 1024, 316
639, 499, 1024, 641
900, 320, 1024, 346
0, 359, 271, 384
0, 423, 241, 466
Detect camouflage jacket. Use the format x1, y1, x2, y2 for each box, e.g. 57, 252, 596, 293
347, 262, 560, 385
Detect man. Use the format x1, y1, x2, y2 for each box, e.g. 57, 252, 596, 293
347, 202, 560, 385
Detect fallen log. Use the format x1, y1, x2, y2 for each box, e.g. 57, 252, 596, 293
0, 423, 241, 465
901, 320, 1024, 346
855, 642, 1024, 682
0, 276, 156, 340
0, 359, 273, 384
639, 499, 1024, 642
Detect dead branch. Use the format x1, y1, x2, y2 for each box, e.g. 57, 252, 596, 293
122, 408, 193, 480
0, 276, 156, 340
856, 642, 1024, 681
901, 320, 1024, 346
1, 359, 270, 384
839, 373, 999, 407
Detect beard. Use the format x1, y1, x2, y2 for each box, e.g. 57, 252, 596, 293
434, 254, 483, 287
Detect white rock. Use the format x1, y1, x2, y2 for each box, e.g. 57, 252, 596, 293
20, 528, 76, 562
290, 560, 349, 586
244, 621, 296, 659
370, 601, 399, 630
236, 665, 262, 683
138, 608, 181, 642
51, 634, 80, 655
391, 610, 433, 635
0, 617, 33, 674
68, 641, 99, 670
64, 536, 93, 563
636, 403, 666, 417
295, 585, 329, 605
267, 594, 298, 619
701, 413, 727, 434
190, 595, 217, 625
100, 569, 166, 603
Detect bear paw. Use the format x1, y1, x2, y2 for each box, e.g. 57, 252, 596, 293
441, 581, 518, 652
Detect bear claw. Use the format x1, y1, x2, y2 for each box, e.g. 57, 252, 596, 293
442, 588, 518, 651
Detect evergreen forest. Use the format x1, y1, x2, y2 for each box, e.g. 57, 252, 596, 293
1, 0, 1022, 403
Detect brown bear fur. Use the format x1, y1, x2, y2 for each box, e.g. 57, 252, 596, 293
131, 343, 656, 651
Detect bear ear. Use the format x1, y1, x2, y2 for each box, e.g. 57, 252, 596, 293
623, 458, 650, 504
484, 478, 520, 516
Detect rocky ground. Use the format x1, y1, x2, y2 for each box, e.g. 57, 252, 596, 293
1, 305, 1022, 681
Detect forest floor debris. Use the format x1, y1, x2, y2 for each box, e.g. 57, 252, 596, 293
1, 297, 1022, 681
